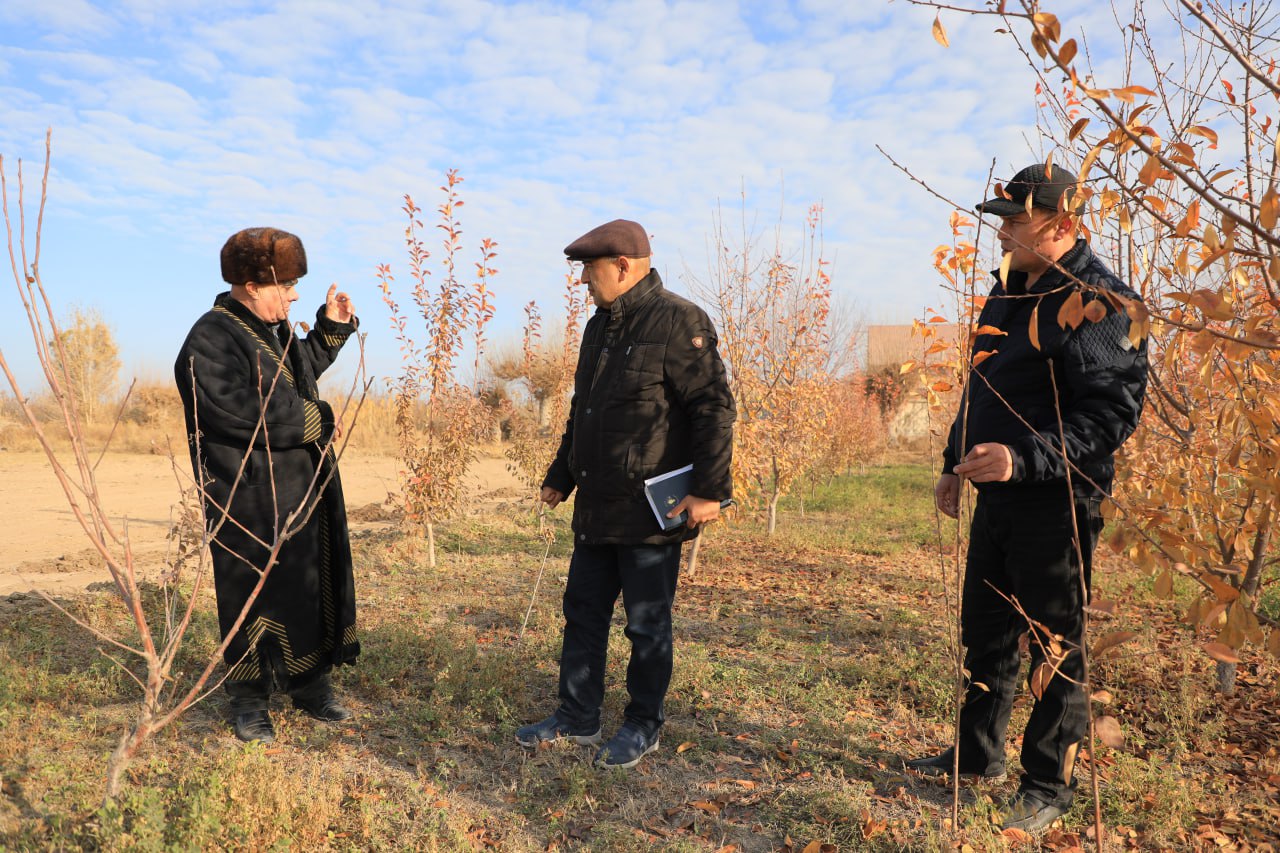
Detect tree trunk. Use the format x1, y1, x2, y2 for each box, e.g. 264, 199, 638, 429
105, 711, 155, 800
686, 535, 702, 578
426, 520, 437, 569
767, 495, 779, 536
1215, 660, 1237, 696
1218, 502, 1271, 695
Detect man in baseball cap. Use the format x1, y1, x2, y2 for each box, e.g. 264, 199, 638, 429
906, 162, 1149, 833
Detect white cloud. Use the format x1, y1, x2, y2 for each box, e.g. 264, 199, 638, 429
0, 0, 1159, 389
0, 0, 115, 37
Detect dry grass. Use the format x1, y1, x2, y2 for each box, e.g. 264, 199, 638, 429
0, 380, 404, 455
0, 466, 1276, 851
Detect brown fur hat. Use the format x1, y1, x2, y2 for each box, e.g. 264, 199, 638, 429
220, 227, 308, 285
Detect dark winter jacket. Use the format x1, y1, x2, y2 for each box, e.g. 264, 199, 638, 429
543, 270, 736, 544
943, 239, 1148, 500
175, 293, 360, 686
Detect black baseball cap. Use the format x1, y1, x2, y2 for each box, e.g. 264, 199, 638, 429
976, 163, 1076, 216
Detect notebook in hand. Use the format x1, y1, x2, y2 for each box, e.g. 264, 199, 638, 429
643, 465, 733, 530
643, 464, 695, 531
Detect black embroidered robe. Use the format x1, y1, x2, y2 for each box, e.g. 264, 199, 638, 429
175, 293, 360, 689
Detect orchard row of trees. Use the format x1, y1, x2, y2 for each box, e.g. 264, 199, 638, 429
377, 179, 891, 563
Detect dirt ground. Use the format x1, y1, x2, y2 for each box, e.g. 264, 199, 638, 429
0, 449, 525, 597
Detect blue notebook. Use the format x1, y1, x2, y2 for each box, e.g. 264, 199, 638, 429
643, 465, 733, 530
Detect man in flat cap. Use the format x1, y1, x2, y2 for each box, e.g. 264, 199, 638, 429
906, 164, 1148, 831
516, 219, 736, 768
175, 227, 361, 743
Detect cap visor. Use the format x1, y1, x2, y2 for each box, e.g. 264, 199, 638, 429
975, 198, 1027, 216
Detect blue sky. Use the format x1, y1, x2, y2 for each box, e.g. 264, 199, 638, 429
0, 0, 1136, 392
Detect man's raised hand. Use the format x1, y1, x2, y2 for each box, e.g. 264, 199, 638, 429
325, 283, 355, 323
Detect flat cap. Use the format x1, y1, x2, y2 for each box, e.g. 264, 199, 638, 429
221, 227, 308, 285
563, 219, 651, 261
976, 163, 1076, 216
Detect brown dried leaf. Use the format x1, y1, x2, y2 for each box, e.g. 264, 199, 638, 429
1057, 291, 1085, 329
931, 13, 950, 47
1154, 570, 1174, 599
1058, 38, 1077, 65
975, 324, 1008, 336
1260, 185, 1279, 230
1267, 628, 1280, 658
676, 742, 695, 754
1002, 827, 1034, 845
1030, 661, 1054, 699
1187, 124, 1219, 147
1068, 117, 1090, 142
1029, 303, 1041, 350
972, 350, 998, 367
1203, 642, 1241, 664
1083, 299, 1107, 323
1094, 715, 1124, 748
1138, 155, 1161, 186
1032, 12, 1061, 41
1092, 630, 1139, 659
1201, 571, 1241, 603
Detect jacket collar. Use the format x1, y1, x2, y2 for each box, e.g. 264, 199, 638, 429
603, 269, 664, 327
995, 238, 1092, 295
214, 291, 286, 349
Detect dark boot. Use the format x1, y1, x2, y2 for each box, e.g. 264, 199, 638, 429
232, 708, 276, 743
229, 689, 274, 744
906, 747, 1007, 781
289, 673, 352, 722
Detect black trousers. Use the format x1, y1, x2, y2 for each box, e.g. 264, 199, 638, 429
556, 542, 681, 738
226, 664, 332, 713
958, 489, 1104, 806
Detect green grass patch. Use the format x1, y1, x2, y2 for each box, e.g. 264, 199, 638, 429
770, 463, 938, 555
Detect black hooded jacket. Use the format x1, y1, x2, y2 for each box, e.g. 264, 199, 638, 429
543, 270, 736, 544
943, 239, 1149, 500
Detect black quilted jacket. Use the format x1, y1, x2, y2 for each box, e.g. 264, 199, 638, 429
943, 239, 1149, 500
543, 270, 736, 544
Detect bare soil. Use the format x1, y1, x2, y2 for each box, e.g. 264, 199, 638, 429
0, 449, 524, 597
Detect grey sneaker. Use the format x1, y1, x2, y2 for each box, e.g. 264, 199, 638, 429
1000, 789, 1069, 832
594, 724, 659, 769
905, 747, 1007, 781
515, 714, 602, 748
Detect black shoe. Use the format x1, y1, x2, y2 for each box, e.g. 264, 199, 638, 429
594, 724, 659, 769
233, 709, 276, 743
905, 748, 1006, 781
292, 691, 352, 722
1000, 788, 1069, 832
515, 713, 602, 748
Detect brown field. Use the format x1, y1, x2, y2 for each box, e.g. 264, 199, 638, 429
0, 448, 522, 597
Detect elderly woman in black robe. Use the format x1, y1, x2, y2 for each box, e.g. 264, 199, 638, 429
175, 227, 360, 743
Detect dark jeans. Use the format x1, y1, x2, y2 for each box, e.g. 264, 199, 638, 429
958, 490, 1103, 806
556, 542, 681, 737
